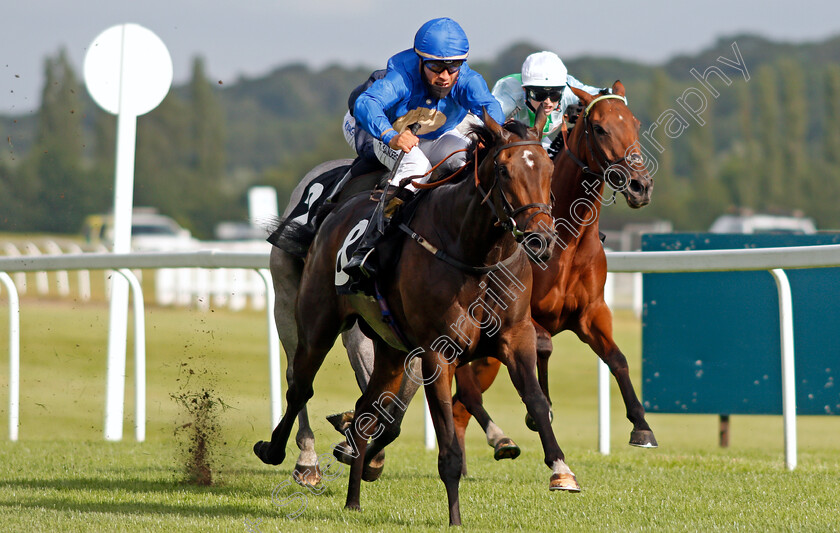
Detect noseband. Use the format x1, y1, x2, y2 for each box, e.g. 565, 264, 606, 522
475, 139, 553, 241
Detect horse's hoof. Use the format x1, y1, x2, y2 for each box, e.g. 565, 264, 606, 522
332, 441, 356, 466
362, 450, 386, 482
525, 409, 554, 432
492, 438, 521, 461
629, 429, 658, 448
293, 462, 322, 486
326, 410, 355, 433
253, 441, 284, 465
549, 472, 581, 492
344, 502, 361, 512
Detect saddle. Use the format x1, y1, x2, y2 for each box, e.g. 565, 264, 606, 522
335, 188, 425, 297
267, 157, 386, 258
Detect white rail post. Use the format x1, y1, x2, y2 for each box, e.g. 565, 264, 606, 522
598, 359, 611, 455
257, 269, 282, 427
65, 243, 91, 302
2, 244, 26, 295
769, 269, 797, 470
43, 241, 70, 296
424, 391, 435, 450
24, 243, 49, 295
0, 272, 20, 441
116, 269, 146, 442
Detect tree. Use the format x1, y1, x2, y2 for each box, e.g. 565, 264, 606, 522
719, 82, 759, 209
18, 48, 86, 232
755, 65, 785, 210
686, 106, 729, 228
778, 59, 808, 210
185, 57, 232, 236
643, 68, 688, 225
813, 65, 840, 228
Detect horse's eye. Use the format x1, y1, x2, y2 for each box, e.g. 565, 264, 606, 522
593, 124, 608, 136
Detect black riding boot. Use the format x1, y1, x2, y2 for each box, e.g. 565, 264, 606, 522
343, 188, 414, 280
343, 224, 382, 279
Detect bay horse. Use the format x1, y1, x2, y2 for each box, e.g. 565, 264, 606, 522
451, 81, 657, 467
254, 115, 582, 526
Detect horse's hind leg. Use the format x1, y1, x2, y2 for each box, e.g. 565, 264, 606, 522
330, 328, 422, 473
269, 248, 321, 484
254, 273, 344, 465
526, 325, 555, 431
453, 358, 519, 473
578, 302, 657, 447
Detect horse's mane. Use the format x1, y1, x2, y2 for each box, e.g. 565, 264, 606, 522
455, 119, 535, 176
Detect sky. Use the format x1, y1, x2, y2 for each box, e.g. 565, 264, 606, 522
2, 0, 839, 114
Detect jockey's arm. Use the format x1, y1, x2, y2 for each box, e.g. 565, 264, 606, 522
354, 75, 406, 147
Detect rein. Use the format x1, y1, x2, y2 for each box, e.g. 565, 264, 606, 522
398, 138, 550, 275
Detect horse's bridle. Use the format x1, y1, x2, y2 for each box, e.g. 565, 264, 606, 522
475, 139, 554, 242
397, 138, 554, 275
562, 94, 633, 192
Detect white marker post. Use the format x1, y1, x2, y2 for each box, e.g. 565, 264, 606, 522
84, 24, 172, 441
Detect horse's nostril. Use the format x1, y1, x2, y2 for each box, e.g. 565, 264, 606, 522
629, 179, 643, 194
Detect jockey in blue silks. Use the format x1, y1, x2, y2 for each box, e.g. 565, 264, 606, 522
343, 17, 504, 279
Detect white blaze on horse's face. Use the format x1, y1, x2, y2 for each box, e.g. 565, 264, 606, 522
522, 150, 535, 169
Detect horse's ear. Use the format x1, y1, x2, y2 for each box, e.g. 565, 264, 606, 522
533, 102, 547, 141
612, 80, 626, 97
483, 107, 504, 138
570, 86, 594, 108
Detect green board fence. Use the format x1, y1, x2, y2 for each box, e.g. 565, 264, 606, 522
641, 233, 840, 416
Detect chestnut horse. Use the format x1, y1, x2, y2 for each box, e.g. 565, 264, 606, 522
254, 116, 581, 526
451, 81, 657, 467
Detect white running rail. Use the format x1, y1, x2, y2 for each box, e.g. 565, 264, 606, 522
3, 245, 840, 469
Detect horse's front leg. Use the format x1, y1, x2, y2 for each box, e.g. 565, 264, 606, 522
578, 302, 657, 447
501, 328, 581, 493
423, 358, 463, 526
343, 343, 407, 510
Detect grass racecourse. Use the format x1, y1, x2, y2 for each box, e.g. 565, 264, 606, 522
0, 294, 838, 532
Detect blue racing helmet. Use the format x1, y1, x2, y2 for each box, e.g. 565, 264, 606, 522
413, 18, 469, 61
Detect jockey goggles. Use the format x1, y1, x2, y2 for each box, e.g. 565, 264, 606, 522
424, 59, 464, 74
526, 86, 565, 102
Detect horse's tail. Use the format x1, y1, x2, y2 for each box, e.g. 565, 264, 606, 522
266, 217, 315, 259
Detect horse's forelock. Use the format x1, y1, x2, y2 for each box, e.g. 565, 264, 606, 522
501, 120, 532, 141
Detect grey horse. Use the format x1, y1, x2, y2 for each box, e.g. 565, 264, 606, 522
269, 159, 422, 484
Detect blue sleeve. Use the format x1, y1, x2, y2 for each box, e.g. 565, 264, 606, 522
353, 74, 406, 145
460, 72, 505, 125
